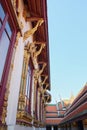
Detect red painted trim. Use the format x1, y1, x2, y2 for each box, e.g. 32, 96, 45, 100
42, 0, 50, 90
65, 93, 87, 116
61, 102, 87, 123
70, 86, 87, 108
5, 0, 17, 29
0, 13, 8, 39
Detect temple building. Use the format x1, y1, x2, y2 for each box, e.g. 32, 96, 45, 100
0, 0, 51, 130
46, 84, 87, 130
46, 95, 74, 130
1, 0, 87, 130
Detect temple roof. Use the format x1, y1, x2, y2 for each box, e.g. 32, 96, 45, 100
60, 84, 87, 124
46, 104, 57, 112
45, 94, 79, 125
46, 118, 62, 125
46, 104, 64, 125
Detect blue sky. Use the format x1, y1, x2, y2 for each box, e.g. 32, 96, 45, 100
47, 0, 87, 103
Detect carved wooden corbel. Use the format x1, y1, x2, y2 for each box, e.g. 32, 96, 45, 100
46, 95, 50, 102
24, 19, 44, 40
34, 62, 46, 79
40, 75, 48, 86
29, 42, 37, 55
24, 42, 31, 54
41, 84, 49, 94
23, 5, 29, 20
29, 41, 45, 59
26, 17, 43, 22
33, 69, 39, 80
33, 62, 47, 90
44, 94, 51, 103
45, 83, 49, 89
42, 83, 49, 93
33, 43, 45, 58
38, 62, 46, 75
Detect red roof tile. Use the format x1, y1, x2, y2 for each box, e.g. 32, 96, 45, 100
46, 118, 62, 124
46, 105, 57, 112
46, 113, 58, 117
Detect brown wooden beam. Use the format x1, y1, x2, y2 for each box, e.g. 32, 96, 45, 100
26, 17, 43, 22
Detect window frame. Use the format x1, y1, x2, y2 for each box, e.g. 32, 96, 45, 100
0, 1, 16, 86
17, 51, 34, 124
25, 61, 33, 114
0, 0, 17, 123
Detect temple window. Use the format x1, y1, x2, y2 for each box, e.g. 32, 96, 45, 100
25, 65, 32, 113
17, 52, 33, 118
0, 4, 5, 21
0, 1, 17, 122
0, 2, 14, 84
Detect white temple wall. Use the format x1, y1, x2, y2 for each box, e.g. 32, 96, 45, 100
6, 0, 33, 128
6, 37, 24, 125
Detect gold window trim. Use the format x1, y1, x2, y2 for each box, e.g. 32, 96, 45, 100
16, 45, 33, 125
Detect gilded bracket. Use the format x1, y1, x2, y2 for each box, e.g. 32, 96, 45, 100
32, 43, 45, 59
23, 5, 29, 20
41, 84, 49, 94
38, 62, 47, 75
33, 62, 47, 89
40, 75, 48, 86
34, 62, 46, 80
29, 41, 46, 60
23, 18, 44, 41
